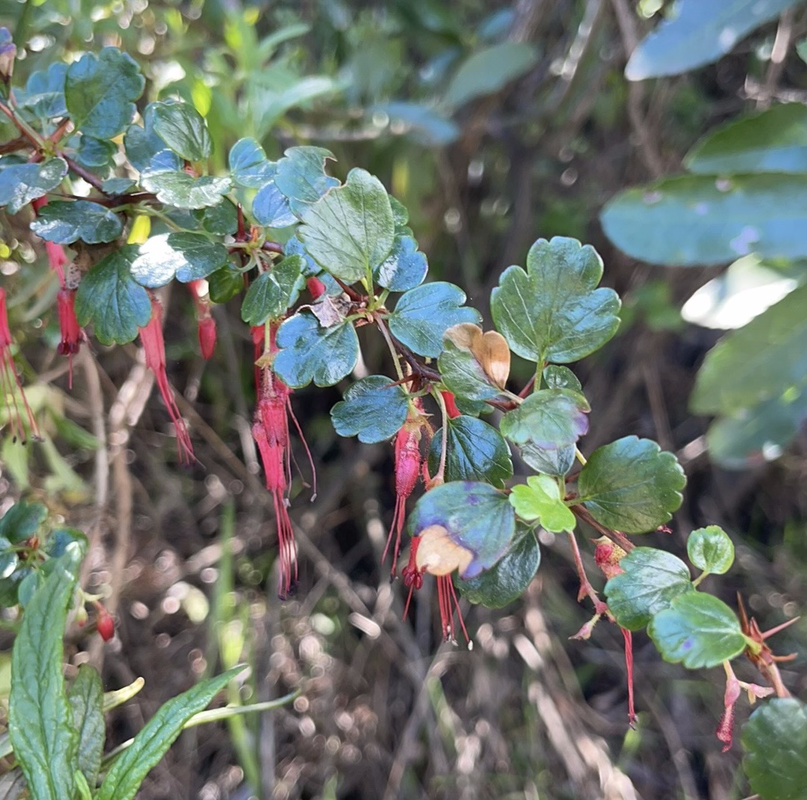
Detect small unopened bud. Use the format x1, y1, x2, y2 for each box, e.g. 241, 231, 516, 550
0, 28, 16, 83
96, 605, 114, 641
75, 604, 88, 628
307, 276, 327, 300
198, 316, 217, 359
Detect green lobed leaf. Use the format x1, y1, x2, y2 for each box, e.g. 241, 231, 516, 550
707, 389, 807, 469
445, 42, 538, 108
601, 174, 807, 266
691, 285, 807, 415
0, 158, 68, 214
141, 172, 232, 210
75, 246, 152, 345
373, 232, 428, 292
543, 365, 582, 392
299, 168, 395, 283
151, 101, 212, 162
519, 442, 576, 477
625, 0, 803, 81
124, 107, 182, 177
457, 525, 540, 608
742, 698, 807, 800
330, 376, 409, 443
68, 666, 105, 787
18, 63, 68, 119
241, 257, 304, 326
577, 436, 686, 533
228, 138, 276, 188
406, 481, 516, 579
207, 267, 243, 304
130, 233, 229, 288
95, 667, 246, 800
76, 135, 116, 170
427, 416, 513, 488
604, 547, 693, 631
509, 475, 576, 533
45, 528, 88, 562
648, 592, 747, 669
686, 104, 807, 175
388, 282, 481, 358
438, 331, 506, 403
274, 146, 339, 218
500, 389, 590, 449
9, 560, 79, 800
65, 47, 144, 139
491, 237, 620, 364
30, 200, 122, 245
687, 526, 735, 576
0, 501, 48, 543
273, 311, 360, 388
252, 181, 297, 228
194, 199, 238, 235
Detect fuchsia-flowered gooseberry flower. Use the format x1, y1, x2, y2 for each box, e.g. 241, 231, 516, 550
306, 276, 327, 301
0, 287, 40, 442
441, 391, 461, 420
402, 525, 470, 643
383, 401, 428, 576
138, 295, 194, 464
188, 280, 217, 359
252, 321, 315, 599
56, 288, 81, 389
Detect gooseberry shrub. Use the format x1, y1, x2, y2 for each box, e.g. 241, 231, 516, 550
0, 30, 803, 800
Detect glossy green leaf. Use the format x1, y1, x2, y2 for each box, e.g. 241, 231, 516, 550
252, 181, 296, 228
406, 481, 516, 579
9, 560, 78, 800
687, 526, 735, 575
625, 0, 802, 80
707, 390, 807, 469
604, 547, 693, 631
241, 257, 304, 326
742, 698, 807, 800
19, 63, 67, 119
30, 200, 122, 245
518, 442, 576, 478
373, 233, 428, 291
458, 526, 540, 607
445, 42, 538, 108
299, 168, 395, 283
510, 475, 575, 533
45, 529, 88, 563
577, 436, 686, 533
491, 237, 620, 363
388, 282, 481, 358
76, 135, 116, 169
691, 285, 807, 414
228, 138, 276, 188
500, 389, 590, 449
438, 331, 506, 403
68, 666, 105, 787
130, 233, 229, 288
95, 667, 245, 800
0, 501, 47, 543
151, 101, 212, 162
124, 108, 182, 177
648, 592, 747, 668
0, 541, 17, 580
0, 158, 67, 214
427, 416, 513, 488
330, 376, 409, 443
543, 365, 582, 392
274, 146, 338, 218
686, 104, 807, 174
65, 47, 144, 138
194, 199, 238, 235
601, 175, 807, 266
141, 172, 232, 210
75, 246, 152, 345
207, 267, 243, 304
273, 311, 360, 388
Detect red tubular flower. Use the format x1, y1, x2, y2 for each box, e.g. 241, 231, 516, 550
56, 288, 82, 389
252, 321, 315, 598
188, 280, 216, 359
306, 276, 327, 301
95, 603, 115, 641
138, 296, 194, 464
0, 287, 40, 442
441, 391, 461, 419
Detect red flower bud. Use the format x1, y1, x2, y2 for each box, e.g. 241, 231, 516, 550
441, 391, 461, 419
96, 606, 114, 641
197, 316, 217, 360
306, 276, 327, 301
188, 280, 216, 359
56, 288, 82, 389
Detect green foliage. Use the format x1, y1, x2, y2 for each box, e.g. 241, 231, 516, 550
0, 158, 68, 214
330, 376, 410, 443
509, 475, 575, 533
491, 237, 620, 364
500, 389, 590, 449
687, 526, 735, 576
151, 101, 212, 162
625, 0, 803, 80
648, 592, 748, 668
30, 201, 123, 245
742, 699, 807, 800
576, 437, 686, 533
240, 257, 305, 325
130, 233, 230, 288
68, 666, 105, 787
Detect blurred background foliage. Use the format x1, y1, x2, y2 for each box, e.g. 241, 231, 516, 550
0, 1, 806, 799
